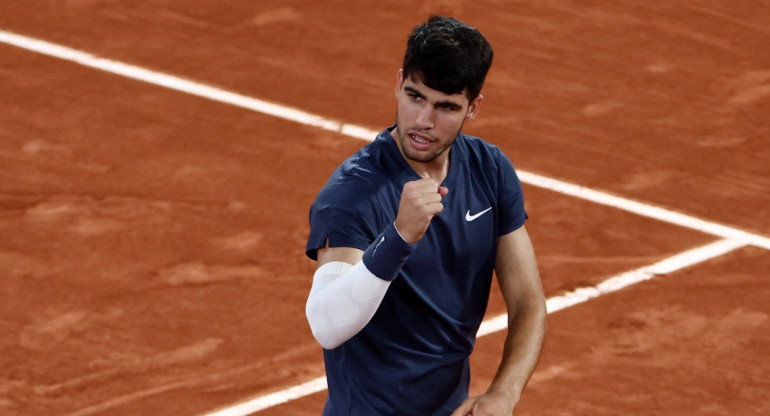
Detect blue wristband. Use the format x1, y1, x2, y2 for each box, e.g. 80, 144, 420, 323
362, 222, 416, 281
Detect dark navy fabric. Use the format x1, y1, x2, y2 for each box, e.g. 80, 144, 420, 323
362, 222, 417, 281
306, 126, 527, 416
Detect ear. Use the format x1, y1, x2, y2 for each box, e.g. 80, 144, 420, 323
465, 94, 484, 121
395, 69, 405, 98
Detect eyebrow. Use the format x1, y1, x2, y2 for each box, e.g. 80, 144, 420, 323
404, 86, 426, 100
404, 86, 464, 111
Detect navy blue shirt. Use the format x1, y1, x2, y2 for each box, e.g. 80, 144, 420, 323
306, 126, 527, 416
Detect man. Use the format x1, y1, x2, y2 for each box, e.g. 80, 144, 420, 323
305, 16, 547, 416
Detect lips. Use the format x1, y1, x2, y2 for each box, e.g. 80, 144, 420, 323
408, 132, 433, 151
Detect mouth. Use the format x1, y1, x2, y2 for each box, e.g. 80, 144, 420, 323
408, 132, 433, 151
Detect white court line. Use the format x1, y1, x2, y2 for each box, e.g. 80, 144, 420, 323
3, 28, 767, 250
2, 29, 766, 416
0, 30, 369, 138
1, 29, 767, 249
203, 238, 746, 416
476, 238, 746, 336
516, 172, 770, 251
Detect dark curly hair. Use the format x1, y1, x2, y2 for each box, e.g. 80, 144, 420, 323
402, 16, 493, 102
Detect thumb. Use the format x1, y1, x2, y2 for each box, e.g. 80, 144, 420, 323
438, 186, 449, 197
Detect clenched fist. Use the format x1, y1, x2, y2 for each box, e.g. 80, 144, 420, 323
394, 178, 449, 244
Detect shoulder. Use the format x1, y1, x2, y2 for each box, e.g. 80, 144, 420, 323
455, 133, 513, 172
329, 137, 390, 185
312, 132, 395, 211
455, 134, 523, 202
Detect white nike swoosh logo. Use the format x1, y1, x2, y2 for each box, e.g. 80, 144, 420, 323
465, 207, 492, 222
372, 236, 385, 256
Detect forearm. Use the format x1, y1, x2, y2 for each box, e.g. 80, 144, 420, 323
306, 222, 416, 349
487, 300, 547, 402
305, 260, 391, 349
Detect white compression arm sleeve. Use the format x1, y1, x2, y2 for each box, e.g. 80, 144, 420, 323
305, 260, 392, 350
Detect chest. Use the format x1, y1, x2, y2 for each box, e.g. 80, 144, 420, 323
403, 166, 499, 281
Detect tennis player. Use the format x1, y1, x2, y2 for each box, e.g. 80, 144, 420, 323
305, 15, 547, 416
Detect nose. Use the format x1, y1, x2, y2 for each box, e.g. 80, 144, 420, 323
415, 105, 435, 129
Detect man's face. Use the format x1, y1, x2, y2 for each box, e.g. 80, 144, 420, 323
394, 71, 482, 165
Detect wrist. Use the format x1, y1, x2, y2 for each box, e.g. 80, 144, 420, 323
392, 223, 410, 243
486, 382, 522, 404
362, 222, 416, 281
393, 219, 420, 244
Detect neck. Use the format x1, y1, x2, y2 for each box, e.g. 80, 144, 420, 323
390, 127, 451, 184
410, 157, 449, 185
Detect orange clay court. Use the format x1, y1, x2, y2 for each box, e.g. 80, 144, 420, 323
1, 2, 768, 415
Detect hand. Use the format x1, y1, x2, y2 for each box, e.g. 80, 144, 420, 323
394, 178, 449, 244
450, 390, 516, 416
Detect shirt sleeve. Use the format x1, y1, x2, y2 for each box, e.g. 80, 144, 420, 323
495, 150, 528, 236
306, 206, 375, 260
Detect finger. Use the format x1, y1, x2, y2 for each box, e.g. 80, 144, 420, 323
428, 202, 445, 217
415, 181, 447, 198
416, 178, 439, 193
450, 400, 474, 416
420, 190, 444, 203
421, 186, 447, 216
404, 179, 436, 197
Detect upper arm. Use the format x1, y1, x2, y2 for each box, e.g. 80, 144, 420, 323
495, 225, 546, 317
317, 246, 364, 268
